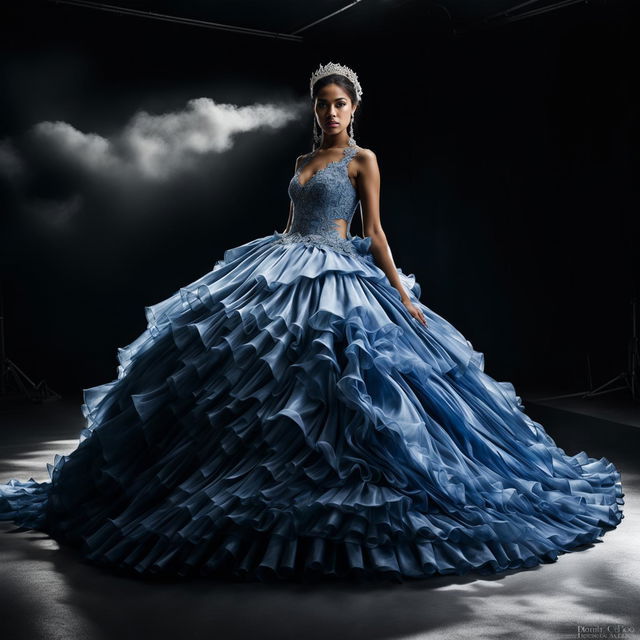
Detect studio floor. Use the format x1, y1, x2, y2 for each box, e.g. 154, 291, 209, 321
0, 388, 638, 640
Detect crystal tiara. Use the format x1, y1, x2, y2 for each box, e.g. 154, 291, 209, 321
309, 62, 363, 101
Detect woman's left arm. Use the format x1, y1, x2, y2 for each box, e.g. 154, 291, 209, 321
356, 149, 427, 327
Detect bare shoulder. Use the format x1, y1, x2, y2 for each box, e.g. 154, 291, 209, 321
294, 152, 312, 170
355, 146, 376, 160
354, 147, 378, 167
353, 147, 379, 178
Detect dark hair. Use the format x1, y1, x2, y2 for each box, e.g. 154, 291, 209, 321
310, 73, 362, 148
311, 73, 360, 107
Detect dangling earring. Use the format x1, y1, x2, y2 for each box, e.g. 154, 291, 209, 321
313, 119, 321, 149
348, 115, 357, 147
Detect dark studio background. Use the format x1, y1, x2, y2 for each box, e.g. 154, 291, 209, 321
0, 0, 638, 400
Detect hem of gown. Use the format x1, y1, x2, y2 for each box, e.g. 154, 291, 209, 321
0, 464, 624, 584
77, 505, 624, 584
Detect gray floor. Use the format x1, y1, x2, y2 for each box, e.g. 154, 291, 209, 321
0, 391, 637, 640
522, 385, 640, 429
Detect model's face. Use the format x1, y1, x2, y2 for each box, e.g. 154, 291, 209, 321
314, 84, 356, 137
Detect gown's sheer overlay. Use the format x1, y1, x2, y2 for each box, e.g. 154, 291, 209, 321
0, 145, 624, 581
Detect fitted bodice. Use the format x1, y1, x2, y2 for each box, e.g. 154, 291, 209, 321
273, 145, 361, 256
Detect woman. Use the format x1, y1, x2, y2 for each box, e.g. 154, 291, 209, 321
0, 62, 624, 582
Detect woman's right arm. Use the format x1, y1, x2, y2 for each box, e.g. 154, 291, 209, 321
282, 154, 305, 234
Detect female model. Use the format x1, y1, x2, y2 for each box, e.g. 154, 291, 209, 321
0, 62, 624, 582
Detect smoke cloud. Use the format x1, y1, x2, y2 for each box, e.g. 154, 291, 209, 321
0, 97, 304, 227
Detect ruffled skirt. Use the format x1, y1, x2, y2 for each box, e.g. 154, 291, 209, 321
0, 231, 624, 581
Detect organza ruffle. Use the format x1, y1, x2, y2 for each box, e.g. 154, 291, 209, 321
0, 232, 624, 581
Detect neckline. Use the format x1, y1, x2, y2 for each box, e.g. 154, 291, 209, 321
295, 146, 357, 188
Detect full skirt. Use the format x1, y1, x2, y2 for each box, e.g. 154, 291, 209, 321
0, 231, 625, 582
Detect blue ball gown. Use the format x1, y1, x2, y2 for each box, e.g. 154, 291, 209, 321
0, 145, 624, 582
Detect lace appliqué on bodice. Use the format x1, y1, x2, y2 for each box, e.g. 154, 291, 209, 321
273, 146, 361, 257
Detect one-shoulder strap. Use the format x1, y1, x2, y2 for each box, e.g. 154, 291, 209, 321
344, 145, 360, 157
343, 145, 361, 164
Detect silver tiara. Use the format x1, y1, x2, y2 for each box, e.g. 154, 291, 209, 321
309, 62, 363, 101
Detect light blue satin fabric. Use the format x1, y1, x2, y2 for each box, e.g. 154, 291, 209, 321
0, 146, 624, 581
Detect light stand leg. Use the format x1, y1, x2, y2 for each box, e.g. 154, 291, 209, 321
0, 282, 61, 403
535, 295, 639, 404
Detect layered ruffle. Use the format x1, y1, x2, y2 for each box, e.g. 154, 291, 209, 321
0, 231, 624, 581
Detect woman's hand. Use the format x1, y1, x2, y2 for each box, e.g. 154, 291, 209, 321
402, 298, 427, 327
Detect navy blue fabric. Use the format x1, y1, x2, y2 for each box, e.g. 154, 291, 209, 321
0, 147, 624, 581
